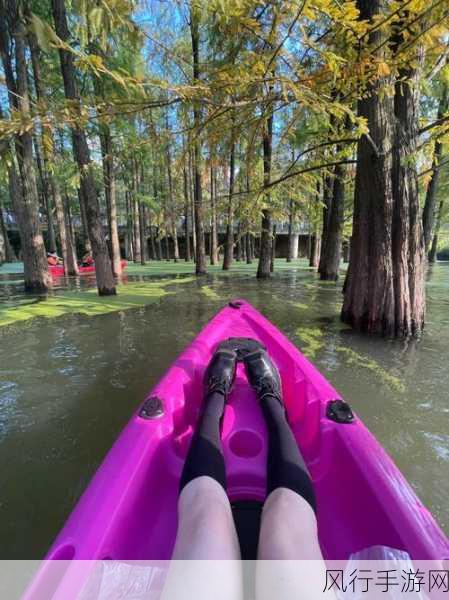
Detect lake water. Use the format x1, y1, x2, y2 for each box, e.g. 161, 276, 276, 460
0, 260, 447, 558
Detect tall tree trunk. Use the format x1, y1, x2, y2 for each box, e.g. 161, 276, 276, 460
183, 165, 191, 261
51, 0, 115, 295
190, 8, 206, 275
310, 182, 321, 268
318, 175, 333, 274
124, 191, 133, 261
100, 128, 122, 275
270, 224, 276, 272
422, 86, 448, 254
0, 4, 50, 291
246, 232, 252, 264
223, 139, 235, 270
257, 112, 274, 278
209, 156, 218, 265
165, 124, 179, 262
132, 160, 141, 263
236, 222, 243, 261
342, 0, 425, 336
33, 136, 57, 253
139, 202, 147, 265
428, 198, 444, 263
156, 228, 163, 261
287, 199, 294, 262
320, 158, 345, 280
78, 188, 92, 254
28, 27, 79, 275
64, 194, 78, 271
0, 200, 15, 262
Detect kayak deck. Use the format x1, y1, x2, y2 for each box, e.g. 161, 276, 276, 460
46, 300, 448, 561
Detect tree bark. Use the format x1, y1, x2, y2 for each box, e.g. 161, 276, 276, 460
320, 159, 345, 280
52, 0, 115, 295
100, 128, 122, 275
270, 224, 276, 272
223, 138, 235, 270
209, 156, 218, 265
0, 200, 15, 261
318, 175, 333, 275
190, 8, 207, 275
257, 112, 274, 278
78, 188, 92, 254
165, 125, 179, 262
183, 165, 192, 261
33, 136, 57, 253
428, 198, 444, 263
132, 159, 141, 263
287, 199, 294, 262
422, 85, 448, 255
342, 0, 425, 336
0, 2, 51, 291
246, 232, 252, 264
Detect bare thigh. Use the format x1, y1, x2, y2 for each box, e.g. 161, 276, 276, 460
256, 488, 334, 600
162, 477, 242, 600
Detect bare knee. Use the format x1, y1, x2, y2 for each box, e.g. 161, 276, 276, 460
259, 487, 322, 560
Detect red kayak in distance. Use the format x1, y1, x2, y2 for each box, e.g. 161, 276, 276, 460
49, 259, 127, 277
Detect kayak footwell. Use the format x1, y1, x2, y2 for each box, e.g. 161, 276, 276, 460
44, 300, 448, 561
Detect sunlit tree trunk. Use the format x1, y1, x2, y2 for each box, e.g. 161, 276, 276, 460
52, 0, 115, 295
223, 138, 235, 270
428, 198, 444, 263
257, 112, 274, 278
0, 2, 50, 291
165, 123, 179, 262
342, 0, 425, 336
320, 159, 345, 281
0, 199, 15, 262
422, 85, 448, 255
100, 128, 122, 275
246, 232, 252, 264
183, 165, 191, 261
132, 159, 141, 263
190, 6, 207, 275
318, 175, 332, 275
209, 156, 218, 265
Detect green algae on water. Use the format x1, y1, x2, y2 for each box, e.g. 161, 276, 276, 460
0, 279, 195, 328
335, 346, 406, 393
295, 326, 325, 360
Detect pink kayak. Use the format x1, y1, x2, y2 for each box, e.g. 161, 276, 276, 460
49, 259, 127, 276
42, 300, 448, 562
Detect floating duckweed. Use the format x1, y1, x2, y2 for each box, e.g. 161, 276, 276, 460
201, 285, 221, 300
295, 326, 325, 360
0, 278, 195, 328
336, 346, 405, 393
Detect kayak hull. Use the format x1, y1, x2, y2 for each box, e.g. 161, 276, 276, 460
44, 300, 448, 561
49, 259, 127, 277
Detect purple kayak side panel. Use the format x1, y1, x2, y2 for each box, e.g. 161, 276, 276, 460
43, 300, 448, 562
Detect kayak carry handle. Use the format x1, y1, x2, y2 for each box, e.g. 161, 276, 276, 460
139, 396, 165, 419
326, 400, 355, 424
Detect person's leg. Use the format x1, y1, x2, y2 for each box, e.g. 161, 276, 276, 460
173, 347, 241, 560
163, 349, 242, 600
243, 349, 322, 559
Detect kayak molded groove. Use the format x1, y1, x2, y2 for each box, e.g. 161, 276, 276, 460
44, 299, 448, 561
48, 259, 127, 277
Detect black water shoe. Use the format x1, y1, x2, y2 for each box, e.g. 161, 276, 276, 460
243, 349, 283, 404
204, 345, 237, 397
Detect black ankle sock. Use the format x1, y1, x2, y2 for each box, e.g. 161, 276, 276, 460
261, 395, 316, 513
179, 392, 227, 492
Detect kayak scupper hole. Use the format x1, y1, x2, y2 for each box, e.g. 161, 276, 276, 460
228, 430, 263, 459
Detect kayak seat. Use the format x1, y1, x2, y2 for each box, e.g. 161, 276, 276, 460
231, 499, 263, 559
